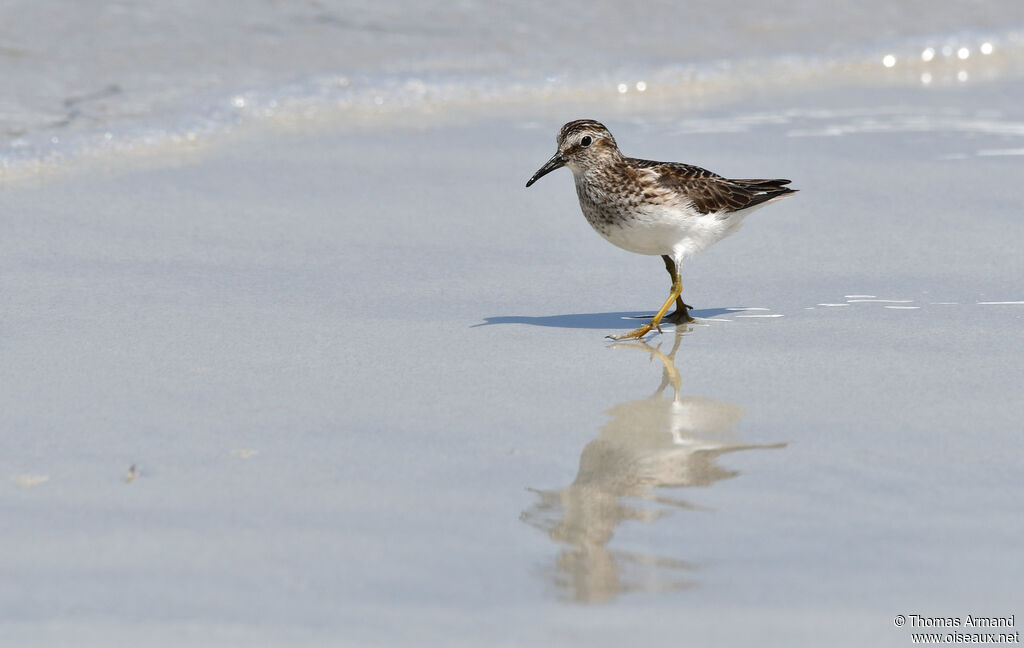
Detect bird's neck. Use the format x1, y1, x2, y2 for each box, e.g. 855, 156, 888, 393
573, 156, 630, 193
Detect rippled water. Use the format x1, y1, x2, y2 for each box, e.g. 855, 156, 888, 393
2, 1, 1024, 176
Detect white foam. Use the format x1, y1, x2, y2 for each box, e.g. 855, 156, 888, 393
3, 3, 1023, 178
977, 148, 1024, 156
11, 474, 50, 488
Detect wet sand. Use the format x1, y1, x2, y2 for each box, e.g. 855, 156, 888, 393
2, 79, 1022, 646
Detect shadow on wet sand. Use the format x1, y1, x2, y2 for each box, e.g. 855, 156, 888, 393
475, 308, 734, 330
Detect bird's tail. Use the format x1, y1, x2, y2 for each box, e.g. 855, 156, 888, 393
733, 178, 798, 207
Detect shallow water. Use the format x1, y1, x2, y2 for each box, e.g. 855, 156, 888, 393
3, 0, 1024, 177
4, 76, 1024, 644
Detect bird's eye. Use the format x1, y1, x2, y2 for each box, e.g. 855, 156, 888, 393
580, 135, 592, 147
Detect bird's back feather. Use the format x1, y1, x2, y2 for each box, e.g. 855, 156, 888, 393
629, 158, 797, 215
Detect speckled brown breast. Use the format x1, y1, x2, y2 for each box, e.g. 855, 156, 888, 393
572, 163, 668, 237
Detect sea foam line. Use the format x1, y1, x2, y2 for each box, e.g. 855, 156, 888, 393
5, 27, 1024, 181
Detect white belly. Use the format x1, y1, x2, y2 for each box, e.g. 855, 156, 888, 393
595, 202, 766, 261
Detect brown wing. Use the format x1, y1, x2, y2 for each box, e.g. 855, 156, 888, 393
628, 158, 724, 180
632, 158, 796, 214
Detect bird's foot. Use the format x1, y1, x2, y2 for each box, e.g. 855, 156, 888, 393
666, 308, 695, 324
607, 320, 662, 341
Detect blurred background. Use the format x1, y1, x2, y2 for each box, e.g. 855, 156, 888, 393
3, 0, 1024, 174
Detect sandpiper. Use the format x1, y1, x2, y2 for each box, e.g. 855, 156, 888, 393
526, 119, 797, 340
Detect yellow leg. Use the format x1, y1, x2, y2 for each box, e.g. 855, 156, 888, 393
662, 255, 694, 322
608, 266, 683, 341
608, 326, 685, 399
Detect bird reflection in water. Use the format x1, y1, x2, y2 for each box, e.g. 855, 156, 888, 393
521, 326, 786, 603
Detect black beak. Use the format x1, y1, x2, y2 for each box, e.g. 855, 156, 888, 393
525, 152, 565, 187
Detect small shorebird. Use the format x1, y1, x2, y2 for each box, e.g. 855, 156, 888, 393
526, 119, 797, 340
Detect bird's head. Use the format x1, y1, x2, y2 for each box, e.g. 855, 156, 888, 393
526, 120, 619, 187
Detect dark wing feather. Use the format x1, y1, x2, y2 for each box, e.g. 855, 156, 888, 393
631, 158, 797, 214
627, 158, 723, 180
